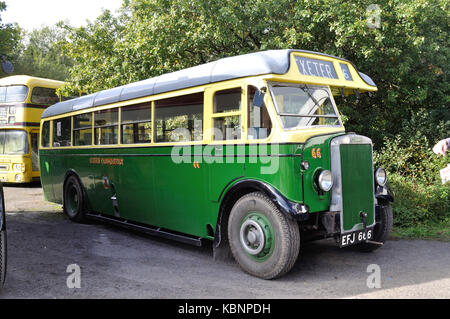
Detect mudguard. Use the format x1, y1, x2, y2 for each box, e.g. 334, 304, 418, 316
375, 181, 394, 203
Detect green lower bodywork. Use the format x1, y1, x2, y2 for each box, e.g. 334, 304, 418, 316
39, 132, 376, 240
40, 143, 305, 239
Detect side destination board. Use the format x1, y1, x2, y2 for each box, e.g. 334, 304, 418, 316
295, 56, 338, 79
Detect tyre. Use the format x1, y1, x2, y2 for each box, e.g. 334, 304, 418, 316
356, 203, 393, 252
0, 230, 6, 288
227, 192, 300, 279
63, 175, 86, 222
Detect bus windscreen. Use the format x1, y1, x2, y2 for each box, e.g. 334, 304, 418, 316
0, 85, 29, 103
0, 130, 29, 155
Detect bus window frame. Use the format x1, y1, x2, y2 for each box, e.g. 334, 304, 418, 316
154, 92, 204, 144
52, 116, 72, 148
120, 102, 153, 145
247, 85, 274, 142
207, 83, 247, 144
93, 108, 119, 146
73, 112, 93, 147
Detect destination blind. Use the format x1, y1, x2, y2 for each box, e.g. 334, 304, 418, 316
295, 56, 338, 79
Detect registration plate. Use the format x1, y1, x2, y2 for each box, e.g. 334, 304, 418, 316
340, 228, 373, 247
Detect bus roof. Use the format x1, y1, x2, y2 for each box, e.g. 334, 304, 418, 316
0, 75, 64, 88
42, 49, 376, 119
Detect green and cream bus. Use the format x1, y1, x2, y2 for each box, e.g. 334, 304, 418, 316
39, 50, 393, 279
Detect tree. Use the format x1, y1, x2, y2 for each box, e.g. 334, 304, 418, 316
0, 1, 22, 76
61, 0, 449, 147
13, 25, 73, 80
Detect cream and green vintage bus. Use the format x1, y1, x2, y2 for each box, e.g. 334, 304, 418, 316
39, 50, 393, 279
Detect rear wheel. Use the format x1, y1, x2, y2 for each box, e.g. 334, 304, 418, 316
63, 175, 86, 222
356, 203, 393, 252
228, 192, 300, 279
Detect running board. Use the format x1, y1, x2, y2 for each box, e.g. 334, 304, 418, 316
86, 213, 203, 247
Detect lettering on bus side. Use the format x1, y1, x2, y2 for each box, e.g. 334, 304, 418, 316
89, 157, 123, 166
295, 56, 338, 79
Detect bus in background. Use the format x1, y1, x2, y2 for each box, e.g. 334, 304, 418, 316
0, 75, 64, 183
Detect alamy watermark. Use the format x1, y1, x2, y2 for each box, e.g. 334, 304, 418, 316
66, 264, 81, 289
366, 264, 381, 289
170, 127, 280, 175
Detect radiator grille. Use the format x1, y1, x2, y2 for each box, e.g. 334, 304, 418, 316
339, 144, 375, 232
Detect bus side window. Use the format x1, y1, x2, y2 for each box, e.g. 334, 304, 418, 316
41, 121, 50, 147
155, 92, 203, 143
31, 87, 59, 105
53, 117, 71, 147
248, 86, 272, 140
94, 109, 118, 145
213, 88, 241, 141
121, 103, 152, 144
73, 113, 92, 146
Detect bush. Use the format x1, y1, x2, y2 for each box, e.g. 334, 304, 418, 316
387, 173, 449, 228
374, 131, 450, 228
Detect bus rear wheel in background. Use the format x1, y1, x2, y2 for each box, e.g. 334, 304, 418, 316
63, 175, 86, 222
228, 192, 300, 279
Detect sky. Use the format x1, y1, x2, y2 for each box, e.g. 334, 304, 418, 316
2, 0, 123, 32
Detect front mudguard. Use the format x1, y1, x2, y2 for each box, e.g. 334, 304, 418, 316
375, 181, 394, 203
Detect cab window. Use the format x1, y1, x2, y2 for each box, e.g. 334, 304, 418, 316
213, 88, 241, 141
248, 86, 272, 140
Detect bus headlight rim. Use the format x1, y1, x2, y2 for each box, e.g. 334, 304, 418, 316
375, 167, 387, 186
317, 169, 333, 192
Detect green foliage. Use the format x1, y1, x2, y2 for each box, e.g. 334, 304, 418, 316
13, 26, 73, 80
387, 173, 449, 228
374, 130, 449, 229
0, 1, 22, 75
374, 131, 448, 184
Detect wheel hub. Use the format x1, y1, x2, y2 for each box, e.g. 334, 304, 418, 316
240, 219, 265, 255
239, 212, 275, 260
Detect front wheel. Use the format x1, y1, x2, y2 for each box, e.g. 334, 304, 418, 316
63, 175, 86, 222
228, 192, 300, 279
356, 203, 393, 252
